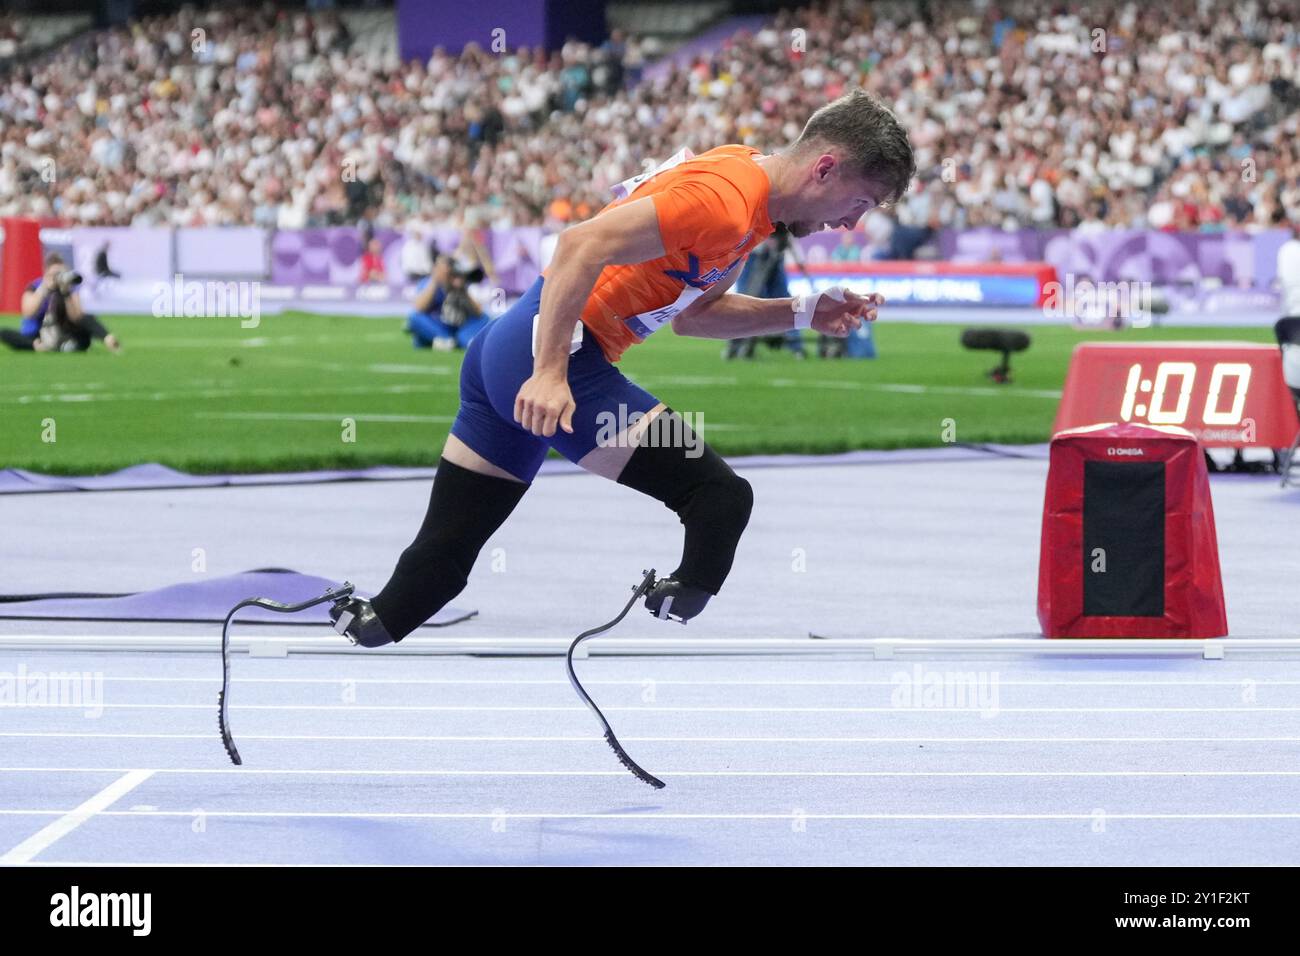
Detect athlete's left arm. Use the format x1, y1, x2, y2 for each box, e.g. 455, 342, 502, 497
672, 285, 883, 339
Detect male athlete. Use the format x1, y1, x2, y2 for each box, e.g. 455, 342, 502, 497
331, 90, 915, 646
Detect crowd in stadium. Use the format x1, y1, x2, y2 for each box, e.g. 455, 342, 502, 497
0, 0, 1297, 241
0, 16, 26, 62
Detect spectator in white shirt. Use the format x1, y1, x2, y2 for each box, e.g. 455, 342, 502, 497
1277, 214, 1300, 318
400, 225, 434, 282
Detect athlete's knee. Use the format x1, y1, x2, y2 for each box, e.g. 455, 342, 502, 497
617, 413, 735, 511
678, 464, 753, 537
618, 411, 749, 507
630, 456, 752, 622
616, 411, 753, 597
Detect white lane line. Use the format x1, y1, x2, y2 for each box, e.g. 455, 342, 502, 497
8, 704, 1300, 713
5, 732, 1300, 743
78, 677, 1300, 687
3, 810, 1299, 822
4, 767, 1300, 778
258, 359, 455, 376
2, 382, 452, 406
0, 381, 109, 392
766, 378, 1063, 400
634, 375, 739, 387
366, 364, 453, 375
24, 862, 360, 867
0, 770, 154, 865
24, 859, 1300, 869
10, 702, 1300, 712
194, 412, 453, 423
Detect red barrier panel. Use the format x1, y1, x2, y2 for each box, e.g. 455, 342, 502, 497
1037, 422, 1228, 638
0, 217, 43, 315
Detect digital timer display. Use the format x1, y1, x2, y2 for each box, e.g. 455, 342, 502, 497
1054, 342, 1299, 448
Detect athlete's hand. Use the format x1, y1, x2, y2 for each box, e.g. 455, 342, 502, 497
812, 290, 883, 337
514, 371, 576, 437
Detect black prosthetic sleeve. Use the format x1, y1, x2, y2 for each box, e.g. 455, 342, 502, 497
616, 409, 753, 594
370, 458, 528, 640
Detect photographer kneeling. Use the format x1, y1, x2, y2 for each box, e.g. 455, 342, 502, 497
1, 254, 121, 353
406, 255, 490, 351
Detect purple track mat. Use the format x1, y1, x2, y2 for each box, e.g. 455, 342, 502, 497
0, 462, 440, 495
0, 569, 476, 628
0, 444, 1051, 496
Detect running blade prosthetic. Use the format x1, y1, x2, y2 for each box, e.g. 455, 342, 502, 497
566, 569, 666, 789
218, 582, 356, 765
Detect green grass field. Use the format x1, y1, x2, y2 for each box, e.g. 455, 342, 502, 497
0, 312, 1276, 475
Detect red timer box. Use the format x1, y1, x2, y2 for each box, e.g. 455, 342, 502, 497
1054, 341, 1299, 448
1037, 422, 1228, 639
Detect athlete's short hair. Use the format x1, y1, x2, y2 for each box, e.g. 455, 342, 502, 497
793, 90, 916, 205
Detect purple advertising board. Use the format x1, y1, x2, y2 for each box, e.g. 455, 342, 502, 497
932, 227, 1290, 289
36, 224, 1291, 321
268, 227, 545, 292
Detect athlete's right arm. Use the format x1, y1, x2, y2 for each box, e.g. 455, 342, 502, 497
20, 280, 49, 317
515, 197, 666, 437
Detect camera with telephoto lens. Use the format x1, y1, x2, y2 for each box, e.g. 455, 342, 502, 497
53, 270, 83, 294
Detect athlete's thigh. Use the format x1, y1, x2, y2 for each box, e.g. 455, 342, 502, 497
546, 340, 667, 480
448, 282, 549, 482
572, 402, 669, 479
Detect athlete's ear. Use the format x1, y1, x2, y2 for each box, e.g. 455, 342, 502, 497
556, 196, 667, 268
812, 153, 837, 183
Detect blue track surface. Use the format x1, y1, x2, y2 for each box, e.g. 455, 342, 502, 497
4, 650, 1300, 865
3, 455, 1297, 865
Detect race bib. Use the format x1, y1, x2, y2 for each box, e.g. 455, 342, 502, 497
622, 285, 705, 339
610, 147, 695, 200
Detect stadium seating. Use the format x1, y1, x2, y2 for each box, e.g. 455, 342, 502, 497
0, 13, 91, 64
606, 1, 730, 40
0, 0, 1296, 237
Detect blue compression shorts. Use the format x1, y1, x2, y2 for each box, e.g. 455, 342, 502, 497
450, 277, 662, 482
